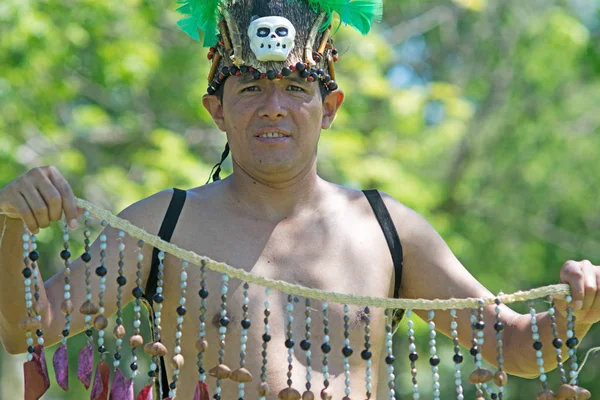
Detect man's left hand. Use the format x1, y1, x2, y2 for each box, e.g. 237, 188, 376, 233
556, 259, 600, 326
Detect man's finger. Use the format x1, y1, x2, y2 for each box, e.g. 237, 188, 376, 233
560, 260, 585, 310
48, 169, 78, 229
20, 185, 50, 230
581, 260, 597, 311
13, 193, 39, 233
36, 179, 63, 222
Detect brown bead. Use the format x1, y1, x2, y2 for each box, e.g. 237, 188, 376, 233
320, 388, 332, 400
278, 387, 301, 400
19, 316, 42, 331
170, 354, 185, 370
129, 334, 144, 348
468, 368, 494, 384
302, 391, 315, 400
79, 300, 99, 315
536, 389, 556, 400
33, 300, 46, 316
195, 339, 208, 353
94, 315, 108, 330
60, 299, 74, 315
144, 341, 168, 357
342, 397, 351, 400
556, 384, 577, 399
575, 386, 592, 400
257, 382, 270, 396
113, 325, 126, 339
208, 364, 231, 379
230, 367, 253, 383
493, 370, 508, 386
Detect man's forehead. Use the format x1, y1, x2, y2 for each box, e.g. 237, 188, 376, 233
234, 73, 311, 85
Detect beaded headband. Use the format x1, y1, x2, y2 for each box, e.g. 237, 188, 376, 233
9, 199, 597, 400
176, 0, 384, 94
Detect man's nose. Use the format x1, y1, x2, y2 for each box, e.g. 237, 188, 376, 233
258, 90, 288, 120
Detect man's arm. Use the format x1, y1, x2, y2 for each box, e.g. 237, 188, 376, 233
382, 193, 597, 378
0, 167, 173, 354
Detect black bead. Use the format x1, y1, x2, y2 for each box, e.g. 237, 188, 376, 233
342, 346, 353, 357
28, 345, 35, 353
29, 251, 40, 261
262, 333, 271, 342
59, 250, 70, 260
207, 86, 216, 95
328, 81, 338, 90
218, 316, 229, 326
385, 355, 395, 365
81, 252, 91, 262
317, 69, 325, 76
332, 49, 338, 56
453, 353, 464, 364
116, 276, 127, 286
409, 352, 419, 362
95, 265, 107, 277
491, 394, 498, 399
252, 70, 261, 80
36, 329, 43, 337
285, 339, 295, 349
148, 370, 156, 378
429, 355, 440, 366
85, 329, 93, 337
230, 66, 240, 75
62, 329, 69, 337
310, 72, 318, 81
360, 350, 372, 360
22, 268, 32, 278
475, 321, 485, 330
321, 343, 331, 353
533, 341, 543, 350
213, 395, 221, 400
221, 66, 230, 76
266, 70, 276, 80
322, 75, 331, 83
132, 287, 143, 299
240, 66, 249, 74
130, 362, 138, 371
281, 67, 292, 76
114, 353, 121, 360
98, 345, 106, 353
169, 382, 177, 390
566, 337, 579, 349
295, 62, 306, 72
300, 340, 311, 351
299, 69, 310, 78
553, 338, 563, 348
152, 293, 164, 304
494, 322, 505, 332
177, 306, 187, 316
199, 289, 209, 299
241, 319, 251, 329
470, 346, 478, 356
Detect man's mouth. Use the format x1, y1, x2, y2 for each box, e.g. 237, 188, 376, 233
257, 132, 287, 138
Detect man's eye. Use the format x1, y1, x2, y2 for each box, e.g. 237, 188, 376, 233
287, 85, 304, 92
241, 86, 259, 93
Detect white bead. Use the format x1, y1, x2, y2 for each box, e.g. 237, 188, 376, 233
64, 284, 71, 291
119, 243, 125, 251
133, 320, 141, 328
26, 353, 33, 361
181, 271, 187, 281
99, 330, 104, 337
98, 338, 104, 345
64, 292, 71, 299
175, 346, 181, 353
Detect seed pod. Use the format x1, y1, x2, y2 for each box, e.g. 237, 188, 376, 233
33, 301, 46, 316
129, 334, 144, 348
230, 367, 253, 383
94, 315, 108, 330
257, 382, 270, 397
144, 342, 168, 357
468, 368, 494, 384
302, 391, 315, 400
61, 299, 74, 315
278, 387, 301, 400
320, 388, 332, 400
556, 384, 577, 399
113, 325, 126, 339
170, 354, 184, 370
575, 386, 592, 400
536, 389, 556, 400
195, 339, 208, 353
208, 364, 231, 379
493, 370, 508, 386
19, 316, 42, 331
79, 300, 99, 315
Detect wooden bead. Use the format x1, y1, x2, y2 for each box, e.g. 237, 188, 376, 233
278, 387, 301, 400
575, 386, 592, 400
493, 370, 508, 386
129, 334, 144, 348
170, 354, 185, 370
257, 382, 270, 396
468, 368, 494, 384
60, 299, 74, 315
556, 384, 577, 399
302, 391, 315, 400
320, 388, 332, 400
19, 316, 41, 331
113, 325, 126, 339
230, 367, 253, 383
208, 364, 231, 379
94, 315, 108, 330
195, 339, 208, 353
536, 389, 556, 400
79, 300, 99, 315
33, 300, 46, 316
144, 341, 168, 357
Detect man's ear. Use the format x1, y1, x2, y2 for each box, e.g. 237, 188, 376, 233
202, 95, 226, 132
321, 89, 345, 130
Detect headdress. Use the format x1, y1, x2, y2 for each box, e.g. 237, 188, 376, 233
176, 0, 384, 95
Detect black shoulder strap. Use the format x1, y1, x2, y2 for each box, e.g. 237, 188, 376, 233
144, 188, 186, 400
145, 188, 187, 303
362, 190, 404, 298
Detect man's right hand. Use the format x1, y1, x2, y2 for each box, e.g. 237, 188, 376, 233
0, 166, 81, 233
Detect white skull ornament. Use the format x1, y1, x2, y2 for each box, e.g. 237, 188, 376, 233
248, 16, 296, 62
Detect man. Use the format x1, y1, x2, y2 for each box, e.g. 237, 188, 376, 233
1, 0, 599, 399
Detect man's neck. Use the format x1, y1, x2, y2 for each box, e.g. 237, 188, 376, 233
224, 160, 325, 221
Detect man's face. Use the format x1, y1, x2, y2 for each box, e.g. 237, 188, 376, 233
203, 73, 343, 182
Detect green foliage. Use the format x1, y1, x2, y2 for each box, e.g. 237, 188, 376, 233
1, 0, 600, 398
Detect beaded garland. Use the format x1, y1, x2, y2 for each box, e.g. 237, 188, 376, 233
565, 295, 580, 384
450, 309, 465, 400
113, 231, 127, 370
95, 230, 109, 360
209, 273, 231, 400
196, 260, 209, 391
301, 298, 314, 399
494, 296, 507, 400
278, 294, 301, 399
406, 309, 420, 400
529, 300, 552, 398
427, 310, 441, 400
361, 306, 373, 399
129, 240, 146, 378
384, 308, 396, 400
342, 305, 352, 400
231, 282, 252, 399
258, 288, 271, 400
168, 260, 190, 398
321, 300, 332, 400
22, 232, 36, 361
81, 211, 95, 346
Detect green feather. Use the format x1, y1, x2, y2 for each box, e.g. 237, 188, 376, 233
309, 0, 383, 35
176, 0, 222, 46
